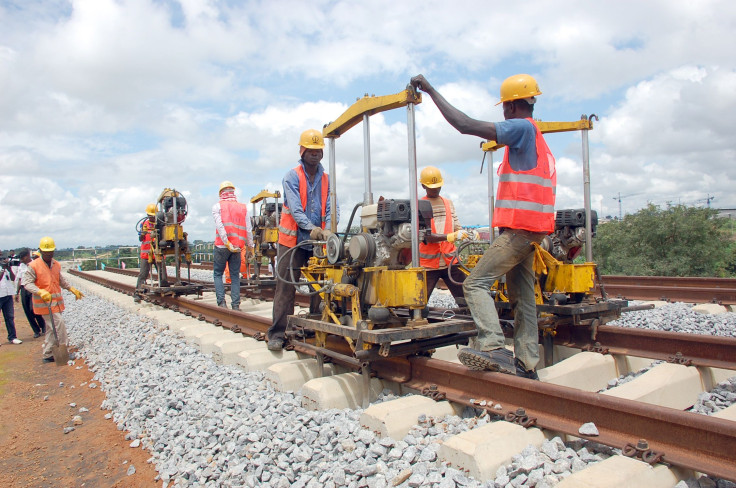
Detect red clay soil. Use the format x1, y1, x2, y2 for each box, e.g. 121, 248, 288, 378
0, 300, 158, 488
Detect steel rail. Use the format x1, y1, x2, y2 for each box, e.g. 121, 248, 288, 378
554, 323, 736, 370
70, 269, 736, 481
389, 357, 736, 481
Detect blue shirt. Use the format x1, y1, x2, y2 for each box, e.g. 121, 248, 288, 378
282, 160, 339, 245
495, 118, 537, 171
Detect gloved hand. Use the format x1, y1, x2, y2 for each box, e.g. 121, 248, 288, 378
309, 227, 322, 240
226, 241, 240, 253
70, 287, 84, 300
446, 230, 467, 243
38, 289, 52, 303
320, 229, 333, 240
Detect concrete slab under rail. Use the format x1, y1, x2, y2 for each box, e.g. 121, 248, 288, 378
613, 354, 656, 376
194, 330, 239, 350
431, 345, 463, 362
301, 372, 384, 411
438, 421, 548, 481
219, 338, 266, 364
555, 454, 688, 488
265, 358, 341, 393
164, 317, 211, 334
713, 403, 736, 421
360, 395, 461, 440
601, 362, 702, 409
698, 366, 736, 391
234, 348, 300, 372
201, 334, 249, 356
538, 351, 617, 391
177, 323, 224, 341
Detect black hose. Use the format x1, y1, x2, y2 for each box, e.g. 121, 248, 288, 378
273, 240, 328, 296
447, 239, 491, 285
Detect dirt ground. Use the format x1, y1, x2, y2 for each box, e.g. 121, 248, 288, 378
0, 300, 159, 488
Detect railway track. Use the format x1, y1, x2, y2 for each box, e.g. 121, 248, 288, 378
66, 268, 736, 484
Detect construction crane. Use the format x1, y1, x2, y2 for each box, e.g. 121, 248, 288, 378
612, 192, 642, 220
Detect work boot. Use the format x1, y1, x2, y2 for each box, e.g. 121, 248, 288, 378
267, 338, 284, 351
515, 359, 539, 380
457, 347, 515, 374
217, 302, 228, 309
133, 294, 141, 303
232, 304, 241, 312
42, 356, 55, 363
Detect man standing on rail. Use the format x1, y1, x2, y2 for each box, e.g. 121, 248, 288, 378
419, 166, 470, 306
410, 74, 555, 380
134, 203, 167, 303
212, 181, 252, 311
267, 129, 337, 351
21, 236, 84, 363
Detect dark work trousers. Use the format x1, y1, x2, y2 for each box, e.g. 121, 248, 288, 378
0, 295, 17, 342
20, 287, 45, 334
136, 259, 168, 290
425, 265, 468, 307
268, 244, 321, 341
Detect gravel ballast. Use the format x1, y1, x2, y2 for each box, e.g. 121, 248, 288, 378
63, 284, 736, 487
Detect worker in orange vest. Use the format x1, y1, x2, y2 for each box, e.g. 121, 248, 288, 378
21, 236, 84, 363
418, 166, 471, 306
212, 181, 252, 311
267, 129, 337, 351
411, 73, 555, 380
134, 203, 168, 302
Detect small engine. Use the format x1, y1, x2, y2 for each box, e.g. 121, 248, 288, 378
327, 198, 433, 268
543, 208, 598, 263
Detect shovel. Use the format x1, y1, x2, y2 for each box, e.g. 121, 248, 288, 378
47, 303, 69, 366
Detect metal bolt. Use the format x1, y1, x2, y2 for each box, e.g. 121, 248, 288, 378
515, 407, 526, 417
636, 439, 649, 450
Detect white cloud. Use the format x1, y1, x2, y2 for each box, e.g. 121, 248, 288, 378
1, 0, 736, 247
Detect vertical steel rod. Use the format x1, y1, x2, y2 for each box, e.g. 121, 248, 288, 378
581, 120, 593, 262
363, 114, 373, 205
488, 151, 495, 243
328, 137, 337, 234
407, 103, 419, 268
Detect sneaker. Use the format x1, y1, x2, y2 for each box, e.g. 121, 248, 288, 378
217, 302, 228, 309
457, 347, 515, 374
232, 305, 241, 312
33, 332, 42, 338
267, 338, 284, 351
42, 356, 55, 363
10, 338, 22, 345
515, 359, 539, 380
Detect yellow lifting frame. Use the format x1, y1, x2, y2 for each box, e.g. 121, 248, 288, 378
322, 88, 422, 138
250, 189, 280, 204
481, 117, 594, 152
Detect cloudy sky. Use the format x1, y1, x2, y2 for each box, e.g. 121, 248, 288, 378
1, 0, 735, 250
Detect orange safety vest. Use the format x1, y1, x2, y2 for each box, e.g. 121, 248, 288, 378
214, 200, 248, 248
419, 196, 458, 268
492, 118, 556, 233
140, 219, 154, 260
278, 165, 328, 248
29, 258, 64, 315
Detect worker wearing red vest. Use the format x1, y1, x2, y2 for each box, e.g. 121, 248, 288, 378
268, 129, 337, 351
411, 73, 556, 380
418, 166, 470, 306
212, 181, 252, 311
134, 203, 168, 302
21, 236, 84, 363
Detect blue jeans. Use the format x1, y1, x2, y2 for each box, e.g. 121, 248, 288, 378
0, 295, 17, 341
462, 228, 546, 370
213, 247, 241, 308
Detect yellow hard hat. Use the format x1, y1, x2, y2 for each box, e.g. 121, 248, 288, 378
298, 129, 325, 150
496, 74, 542, 105
420, 166, 443, 188
31, 251, 41, 258
219, 180, 235, 193
39, 236, 56, 252
145, 203, 156, 216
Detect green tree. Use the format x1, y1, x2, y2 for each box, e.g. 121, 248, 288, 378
594, 204, 735, 277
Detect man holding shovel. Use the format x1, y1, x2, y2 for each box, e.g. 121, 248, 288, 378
21, 236, 84, 364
